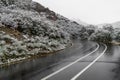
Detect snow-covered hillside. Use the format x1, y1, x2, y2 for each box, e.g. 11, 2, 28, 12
1, 0, 119, 65
0, 0, 88, 64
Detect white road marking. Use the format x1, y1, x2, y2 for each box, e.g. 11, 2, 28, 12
71, 43, 107, 80
41, 43, 99, 80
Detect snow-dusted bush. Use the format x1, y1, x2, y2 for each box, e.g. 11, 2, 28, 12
0, 0, 83, 64
0, 0, 32, 6
0, 6, 69, 42
89, 29, 112, 43
0, 30, 69, 63
115, 32, 120, 42
56, 14, 85, 39
113, 28, 120, 42
85, 25, 96, 36
80, 32, 89, 40
103, 24, 114, 33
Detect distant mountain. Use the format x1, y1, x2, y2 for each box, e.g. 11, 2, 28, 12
97, 23, 108, 28
72, 19, 89, 26
112, 21, 120, 28
97, 21, 120, 28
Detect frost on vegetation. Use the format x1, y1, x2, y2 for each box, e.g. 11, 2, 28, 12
88, 24, 120, 43
0, 0, 78, 63
0, 31, 69, 63
113, 28, 120, 42
89, 27, 113, 43
55, 14, 95, 40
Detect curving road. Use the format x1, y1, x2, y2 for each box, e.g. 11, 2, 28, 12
1, 40, 120, 80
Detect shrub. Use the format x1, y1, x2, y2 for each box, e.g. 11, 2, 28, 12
89, 29, 112, 43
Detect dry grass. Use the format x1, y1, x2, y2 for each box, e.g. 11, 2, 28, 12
0, 27, 24, 40
111, 41, 120, 45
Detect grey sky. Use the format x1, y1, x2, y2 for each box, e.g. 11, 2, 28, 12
33, 0, 120, 25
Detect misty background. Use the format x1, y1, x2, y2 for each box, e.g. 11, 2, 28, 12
33, 0, 120, 25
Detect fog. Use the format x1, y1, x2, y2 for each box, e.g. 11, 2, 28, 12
33, 0, 120, 25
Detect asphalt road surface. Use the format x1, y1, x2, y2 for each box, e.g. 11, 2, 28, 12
1, 40, 120, 80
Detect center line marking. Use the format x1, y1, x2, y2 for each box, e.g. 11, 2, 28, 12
71, 43, 107, 80
41, 43, 99, 80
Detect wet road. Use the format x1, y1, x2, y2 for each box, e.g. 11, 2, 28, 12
0, 40, 120, 80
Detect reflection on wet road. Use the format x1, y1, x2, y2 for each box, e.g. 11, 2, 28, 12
77, 44, 120, 80
0, 40, 120, 80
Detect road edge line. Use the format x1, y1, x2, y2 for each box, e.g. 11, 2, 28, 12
71, 43, 107, 80
41, 43, 99, 80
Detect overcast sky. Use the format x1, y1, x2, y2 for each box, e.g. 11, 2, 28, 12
33, 0, 120, 25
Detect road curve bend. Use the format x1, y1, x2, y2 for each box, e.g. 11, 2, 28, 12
71, 43, 107, 80
41, 43, 100, 80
